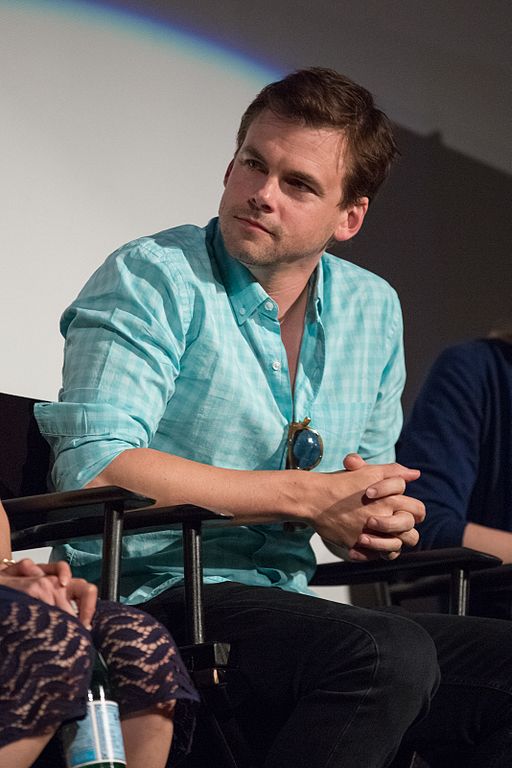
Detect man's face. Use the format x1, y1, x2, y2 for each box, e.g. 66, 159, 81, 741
218, 110, 367, 278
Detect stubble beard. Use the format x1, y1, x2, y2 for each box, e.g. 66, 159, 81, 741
219, 213, 323, 270
219, 212, 280, 267
224, 233, 279, 267
222, 225, 331, 272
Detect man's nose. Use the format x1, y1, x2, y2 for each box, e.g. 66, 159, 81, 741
249, 175, 278, 211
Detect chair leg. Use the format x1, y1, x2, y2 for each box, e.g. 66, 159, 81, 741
100, 502, 124, 601
449, 567, 469, 615
184, 700, 258, 768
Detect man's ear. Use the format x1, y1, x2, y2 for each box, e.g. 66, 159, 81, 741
223, 159, 235, 187
333, 197, 369, 242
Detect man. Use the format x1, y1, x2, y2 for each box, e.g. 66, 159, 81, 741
36, 68, 512, 767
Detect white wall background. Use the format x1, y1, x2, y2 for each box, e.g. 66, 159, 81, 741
4, 0, 510, 406
1, 0, 279, 401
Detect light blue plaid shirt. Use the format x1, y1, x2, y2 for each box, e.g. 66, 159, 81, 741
35, 218, 405, 604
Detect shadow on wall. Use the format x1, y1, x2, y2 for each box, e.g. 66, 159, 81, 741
332, 127, 512, 414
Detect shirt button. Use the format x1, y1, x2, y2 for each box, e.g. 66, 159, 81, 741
239, 307, 246, 316
264, 300, 274, 311
272, 360, 281, 371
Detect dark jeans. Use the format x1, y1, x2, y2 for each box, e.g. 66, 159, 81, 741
145, 582, 512, 768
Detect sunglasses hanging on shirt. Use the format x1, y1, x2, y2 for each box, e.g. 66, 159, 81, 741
286, 417, 323, 470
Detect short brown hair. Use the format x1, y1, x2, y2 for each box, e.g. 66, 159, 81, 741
236, 67, 399, 207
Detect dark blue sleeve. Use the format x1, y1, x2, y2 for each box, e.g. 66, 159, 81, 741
396, 343, 484, 548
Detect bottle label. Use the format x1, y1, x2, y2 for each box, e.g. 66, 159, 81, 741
63, 699, 127, 767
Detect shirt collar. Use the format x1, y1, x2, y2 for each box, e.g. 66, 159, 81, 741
310, 257, 324, 320
206, 217, 324, 324
207, 218, 270, 325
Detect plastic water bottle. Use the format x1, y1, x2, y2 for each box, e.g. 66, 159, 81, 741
61, 650, 127, 768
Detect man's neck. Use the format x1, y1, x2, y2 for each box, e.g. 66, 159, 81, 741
272, 280, 310, 320
248, 262, 318, 320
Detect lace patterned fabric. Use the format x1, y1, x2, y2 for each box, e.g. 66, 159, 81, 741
0, 586, 199, 763
91, 599, 199, 761
0, 585, 93, 749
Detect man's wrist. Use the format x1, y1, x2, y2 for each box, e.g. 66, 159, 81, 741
272, 468, 318, 524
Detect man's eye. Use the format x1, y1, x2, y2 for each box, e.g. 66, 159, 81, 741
289, 179, 313, 193
244, 159, 260, 170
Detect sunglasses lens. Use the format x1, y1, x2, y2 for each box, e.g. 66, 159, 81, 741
291, 428, 322, 470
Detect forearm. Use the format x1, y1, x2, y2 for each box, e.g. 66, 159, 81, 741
463, 522, 512, 564
87, 447, 302, 524
87, 448, 424, 552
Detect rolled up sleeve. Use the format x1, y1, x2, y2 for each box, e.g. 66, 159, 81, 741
34, 239, 192, 490
35, 400, 150, 489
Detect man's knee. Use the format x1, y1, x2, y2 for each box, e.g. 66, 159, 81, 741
370, 611, 440, 719
305, 606, 439, 715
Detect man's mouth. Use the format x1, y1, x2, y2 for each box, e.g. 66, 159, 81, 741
234, 215, 273, 236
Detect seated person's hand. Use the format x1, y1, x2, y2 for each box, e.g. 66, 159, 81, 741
0, 558, 97, 629
341, 453, 424, 561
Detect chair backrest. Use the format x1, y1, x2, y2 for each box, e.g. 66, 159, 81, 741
0, 392, 50, 499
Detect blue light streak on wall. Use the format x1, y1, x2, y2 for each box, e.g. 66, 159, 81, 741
4, 0, 281, 84
0, 0, 282, 403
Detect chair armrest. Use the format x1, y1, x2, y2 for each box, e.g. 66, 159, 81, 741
391, 562, 512, 601
471, 563, 512, 589
310, 547, 502, 587
5, 486, 155, 549
5, 487, 233, 627
7, 489, 231, 550
4, 486, 154, 521
124, 504, 232, 530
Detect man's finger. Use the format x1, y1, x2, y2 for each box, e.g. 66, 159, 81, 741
367, 496, 426, 524
347, 546, 401, 562
365, 477, 406, 499
366, 510, 416, 533
399, 528, 420, 548
343, 453, 366, 471
357, 532, 404, 553
343, 456, 421, 486
365, 520, 420, 549
382, 463, 421, 483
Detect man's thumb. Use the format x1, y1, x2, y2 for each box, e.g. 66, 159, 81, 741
343, 453, 366, 471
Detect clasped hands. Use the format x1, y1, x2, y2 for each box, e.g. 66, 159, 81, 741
314, 453, 425, 562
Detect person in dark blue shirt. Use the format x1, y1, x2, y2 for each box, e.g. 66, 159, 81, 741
397, 329, 512, 616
